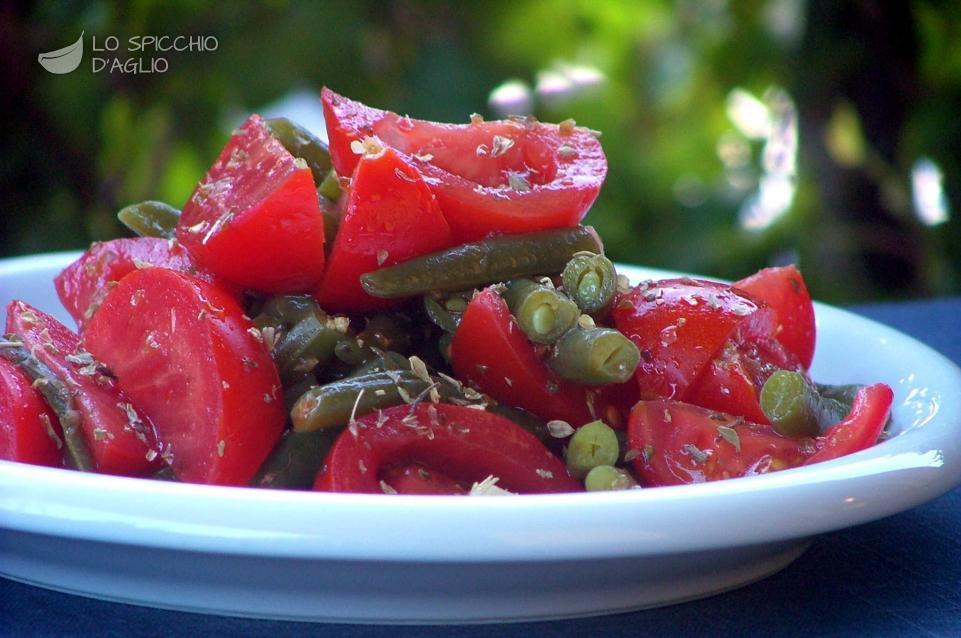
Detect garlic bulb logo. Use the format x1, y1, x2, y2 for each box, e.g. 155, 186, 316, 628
38, 32, 84, 74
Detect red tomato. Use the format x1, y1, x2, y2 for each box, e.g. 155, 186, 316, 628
804, 383, 893, 465
0, 357, 61, 467
82, 268, 285, 485
734, 265, 816, 369
314, 145, 452, 312
612, 278, 777, 402
450, 288, 594, 426
314, 403, 581, 494
627, 400, 809, 486
322, 88, 607, 243
5, 301, 159, 475
380, 462, 468, 495
55, 237, 235, 330
177, 114, 326, 293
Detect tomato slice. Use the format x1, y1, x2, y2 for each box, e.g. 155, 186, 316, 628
54, 237, 236, 330
322, 88, 607, 243
734, 265, 816, 369
5, 301, 159, 475
0, 356, 62, 467
177, 114, 326, 293
380, 462, 468, 495
627, 400, 809, 486
314, 145, 452, 312
612, 278, 777, 402
314, 403, 581, 494
450, 288, 594, 426
804, 383, 893, 465
82, 268, 285, 485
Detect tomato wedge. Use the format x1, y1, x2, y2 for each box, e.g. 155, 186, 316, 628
82, 268, 285, 485
734, 265, 816, 369
0, 356, 62, 467
314, 403, 581, 494
314, 145, 452, 312
627, 400, 809, 486
322, 88, 607, 243
55, 237, 235, 330
612, 278, 777, 402
451, 288, 594, 426
5, 301, 159, 475
177, 114, 326, 293
804, 383, 893, 465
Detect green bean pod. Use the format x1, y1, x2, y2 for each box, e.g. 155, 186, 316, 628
503, 279, 579, 344
760, 370, 850, 438
117, 200, 180, 239
423, 297, 458, 333
488, 403, 549, 442
0, 340, 95, 471
565, 420, 620, 480
549, 327, 640, 385
272, 313, 343, 384
318, 192, 340, 248
562, 252, 617, 315
291, 370, 437, 432
259, 294, 326, 326
318, 169, 342, 202
584, 465, 638, 491
360, 226, 603, 298
252, 428, 335, 489
265, 117, 332, 185
345, 349, 410, 378
815, 383, 863, 409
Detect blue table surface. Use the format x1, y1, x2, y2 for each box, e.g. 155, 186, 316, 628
2, 297, 960, 638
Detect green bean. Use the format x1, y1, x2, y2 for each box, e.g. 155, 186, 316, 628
503, 279, 579, 344
357, 314, 413, 353
265, 117, 332, 185
346, 349, 410, 378
284, 375, 318, 412
259, 294, 326, 326
584, 465, 638, 491
0, 339, 95, 471
117, 200, 180, 239
815, 383, 863, 409
565, 420, 619, 480
318, 192, 340, 247
252, 429, 335, 489
333, 338, 370, 367
549, 327, 640, 385
760, 370, 849, 438
318, 169, 342, 202
488, 404, 549, 442
291, 370, 436, 432
272, 314, 343, 384
423, 297, 458, 333
562, 252, 617, 315
360, 226, 603, 298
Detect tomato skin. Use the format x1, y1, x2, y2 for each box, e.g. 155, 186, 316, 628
804, 383, 893, 465
5, 301, 159, 476
314, 146, 452, 312
314, 403, 581, 494
450, 288, 594, 426
627, 400, 809, 486
380, 462, 468, 495
82, 268, 285, 485
612, 279, 777, 402
0, 357, 61, 467
322, 88, 607, 243
734, 265, 816, 369
177, 114, 326, 293
54, 238, 235, 330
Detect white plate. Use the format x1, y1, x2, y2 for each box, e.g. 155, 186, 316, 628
1, 252, 960, 624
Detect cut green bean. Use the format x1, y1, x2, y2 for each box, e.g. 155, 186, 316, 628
562, 252, 617, 315
584, 465, 638, 491
265, 117, 332, 185
565, 420, 619, 480
318, 192, 340, 247
503, 279, 579, 344
360, 226, 603, 298
253, 429, 335, 489
549, 327, 640, 385
815, 383, 863, 409
259, 294, 326, 326
333, 338, 370, 367
272, 313, 343, 384
761, 370, 849, 438
117, 200, 180, 239
488, 404, 549, 442
424, 297, 458, 333
0, 340, 95, 471
318, 169, 342, 202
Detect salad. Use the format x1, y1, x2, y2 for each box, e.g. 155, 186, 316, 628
0, 89, 893, 494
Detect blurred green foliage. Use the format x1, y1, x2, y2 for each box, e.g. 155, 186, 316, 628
2, 0, 959, 303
